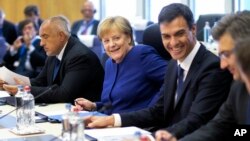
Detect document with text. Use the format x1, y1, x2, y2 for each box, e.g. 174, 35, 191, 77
0, 66, 30, 86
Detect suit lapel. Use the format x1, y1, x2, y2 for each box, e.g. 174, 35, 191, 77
164, 60, 178, 115
174, 45, 206, 107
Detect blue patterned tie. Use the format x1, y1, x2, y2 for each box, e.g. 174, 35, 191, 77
176, 65, 184, 102
53, 58, 60, 81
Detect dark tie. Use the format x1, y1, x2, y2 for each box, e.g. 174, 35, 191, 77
53, 58, 60, 81
176, 65, 184, 102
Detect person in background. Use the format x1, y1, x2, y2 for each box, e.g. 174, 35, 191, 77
82, 3, 232, 139
3, 19, 46, 78
73, 16, 167, 115
1, 15, 104, 104
71, 0, 99, 36
0, 8, 17, 45
155, 11, 250, 141
22, 5, 43, 34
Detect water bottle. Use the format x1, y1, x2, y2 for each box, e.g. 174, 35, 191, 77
203, 21, 211, 43
22, 86, 35, 129
62, 104, 84, 141
15, 85, 25, 130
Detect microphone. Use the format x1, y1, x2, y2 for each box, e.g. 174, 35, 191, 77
0, 84, 57, 120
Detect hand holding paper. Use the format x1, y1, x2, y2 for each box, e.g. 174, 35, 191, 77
3, 84, 18, 95
0, 66, 30, 86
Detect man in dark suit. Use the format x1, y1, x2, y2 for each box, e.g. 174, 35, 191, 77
3, 19, 46, 78
2, 16, 104, 103
0, 8, 17, 45
155, 11, 250, 141
71, 0, 99, 36
84, 3, 232, 139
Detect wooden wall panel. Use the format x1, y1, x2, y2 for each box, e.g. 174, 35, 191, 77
0, 0, 85, 25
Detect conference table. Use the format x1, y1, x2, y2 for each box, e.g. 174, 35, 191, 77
0, 102, 68, 140
0, 101, 153, 141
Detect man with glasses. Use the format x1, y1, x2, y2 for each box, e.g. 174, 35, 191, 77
155, 10, 250, 141
71, 0, 99, 36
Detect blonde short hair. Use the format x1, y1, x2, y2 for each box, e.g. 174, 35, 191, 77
97, 16, 135, 46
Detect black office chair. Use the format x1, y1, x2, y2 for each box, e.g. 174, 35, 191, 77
134, 21, 154, 44
142, 23, 171, 60
196, 14, 225, 41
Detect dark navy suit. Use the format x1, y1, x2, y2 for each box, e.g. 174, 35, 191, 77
30, 36, 104, 103
120, 44, 232, 139
71, 19, 99, 35
3, 37, 46, 78
182, 81, 249, 141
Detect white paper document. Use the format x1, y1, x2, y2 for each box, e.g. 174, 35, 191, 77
85, 126, 152, 141
0, 66, 30, 86
0, 90, 10, 98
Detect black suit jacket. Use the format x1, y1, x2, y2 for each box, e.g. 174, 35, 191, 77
2, 20, 18, 44
3, 38, 46, 78
30, 36, 104, 103
71, 19, 99, 35
182, 81, 249, 141
120, 44, 232, 138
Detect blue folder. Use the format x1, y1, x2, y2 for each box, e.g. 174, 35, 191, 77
48, 111, 106, 123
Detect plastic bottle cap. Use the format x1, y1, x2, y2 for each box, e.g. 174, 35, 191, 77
24, 86, 31, 92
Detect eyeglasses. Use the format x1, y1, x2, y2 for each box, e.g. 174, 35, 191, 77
219, 50, 233, 59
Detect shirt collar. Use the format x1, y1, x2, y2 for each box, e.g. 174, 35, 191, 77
178, 41, 200, 73
56, 41, 68, 61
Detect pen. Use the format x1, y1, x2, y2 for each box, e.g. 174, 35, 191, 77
74, 99, 80, 105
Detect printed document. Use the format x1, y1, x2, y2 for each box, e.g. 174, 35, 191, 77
0, 66, 30, 86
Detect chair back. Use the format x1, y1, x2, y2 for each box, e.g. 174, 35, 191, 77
78, 35, 104, 60
142, 23, 171, 60
133, 19, 153, 44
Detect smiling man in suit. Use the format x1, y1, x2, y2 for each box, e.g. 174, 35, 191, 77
156, 11, 250, 141
2, 16, 104, 103
83, 3, 232, 139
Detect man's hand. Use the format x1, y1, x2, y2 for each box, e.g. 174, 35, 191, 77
12, 36, 23, 50
3, 84, 18, 95
84, 115, 115, 128
73, 98, 96, 112
23, 33, 32, 47
155, 130, 177, 141
0, 79, 7, 90
13, 77, 26, 85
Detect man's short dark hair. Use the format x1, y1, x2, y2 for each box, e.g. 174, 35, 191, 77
234, 38, 250, 77
212, 10, 250, 40
24, 5, 39, 16
18, 19, 35, 34
158, 3, 194, 29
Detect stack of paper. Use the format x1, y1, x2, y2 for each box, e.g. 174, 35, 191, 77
85, 126, 152, 141
0, 66, 30, 85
